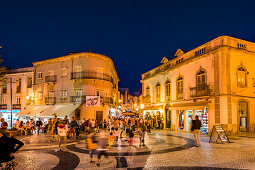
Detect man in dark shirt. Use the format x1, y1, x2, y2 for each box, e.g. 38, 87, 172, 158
36, 118, 43, 134
191, 115, 202, 147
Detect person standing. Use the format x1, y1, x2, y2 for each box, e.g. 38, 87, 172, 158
70, 117, 77, 139
191, 115, 202, 147
36, 118, 43, 134
57, 121, 68, 151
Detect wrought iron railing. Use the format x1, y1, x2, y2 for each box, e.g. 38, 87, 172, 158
45, 75, 57, 83
190, 84, 210, 98
45, 97, 56, 104
71, 71, 114, 84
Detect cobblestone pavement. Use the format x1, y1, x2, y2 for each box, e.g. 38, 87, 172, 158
11, 130, 255, 170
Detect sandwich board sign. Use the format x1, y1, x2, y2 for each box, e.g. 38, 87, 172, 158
209, 125, 230, 144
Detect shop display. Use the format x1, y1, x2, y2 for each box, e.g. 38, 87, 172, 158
195, 110, 208, 134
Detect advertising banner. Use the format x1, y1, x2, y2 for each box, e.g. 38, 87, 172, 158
86, 96, 100, 107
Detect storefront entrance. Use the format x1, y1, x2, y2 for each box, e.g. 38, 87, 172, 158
239, 101, 248, 132
178, 110, 184, 130
165, 108, 171, 128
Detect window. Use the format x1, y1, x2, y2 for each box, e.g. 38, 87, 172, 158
196, 69, 207, 91
75, 89, 82, 96
61, 90, 67, 98
16, 78, 21, 93
27, 77, 32, 88
2, 80, 7, 94
2, 98, 6, 104
75, 65, 82, 72
16, 97, 21, 104
156, 83, 161, 101
237, 65, 247, 87
48, 91, 55, 97
61, 68, 67, 77
96, 90, 100, 96
195, 47, 206, 56
176, 77, 184, 99
165, 80, 171, 101
38, 72, 43, 79
237, 43, 247, 49
146, 86, 150, 96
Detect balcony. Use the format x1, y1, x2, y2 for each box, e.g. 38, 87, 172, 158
12, 104, 21, 109
165, 96, 171, 102
176, 93, 184, 100
143, 95, 151, 103
45, 75, 57, 83
70, 96, 82, 103
190, 85, 210, 98
71, 71, 114, 84
102, 97, 113, 104
45, 97, 56, 105
60, 98, 69, 103
0, 104, 7, 109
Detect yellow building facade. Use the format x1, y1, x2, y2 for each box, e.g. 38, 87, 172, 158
141, 36, 255, 134
17, 52, 119, 122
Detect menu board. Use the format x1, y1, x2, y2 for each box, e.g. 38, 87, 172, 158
209, 125, 230, 144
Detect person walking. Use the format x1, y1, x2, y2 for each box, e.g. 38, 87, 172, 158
191, 115, 202, 147
87, 132, 97, 163
36, 118, 43, 134
70, 117, 78, 139
57, 121, 68, 151
96, 130, 108, 167
128, 130, 134, 147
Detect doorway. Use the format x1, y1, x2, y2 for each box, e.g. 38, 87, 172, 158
239, 101, 248, 132
165, 105, 171, 129
96, 111, 103, 122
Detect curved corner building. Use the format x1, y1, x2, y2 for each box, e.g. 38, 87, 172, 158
22, 52, 119, 121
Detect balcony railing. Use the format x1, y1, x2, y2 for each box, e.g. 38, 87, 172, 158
165, 96, 171, 102
143, 95, 151, 103
12, 104, 21, 109
45, 97, 56, 105
70, 96, 82, 103
0, 104, 7, 109
60, 98, 69, 103
176, 93, 184, 100
71, 71, 114, 84
45, 75, 57, 83
102, 97, 113, 104
190, 84, 210, 98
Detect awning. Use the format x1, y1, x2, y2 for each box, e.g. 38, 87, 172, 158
38, 104, 80, 118
168, 101, 209, 110
16, 105, 49, 117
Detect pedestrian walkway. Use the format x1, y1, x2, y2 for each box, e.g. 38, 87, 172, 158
13, 130, 255, 169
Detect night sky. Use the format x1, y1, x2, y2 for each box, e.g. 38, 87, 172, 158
0, 0, 255, 93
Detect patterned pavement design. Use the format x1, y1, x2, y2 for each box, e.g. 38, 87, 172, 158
13, 130, 255, 169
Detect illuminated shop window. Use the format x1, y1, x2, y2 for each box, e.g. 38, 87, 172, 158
237, 65, 247, 87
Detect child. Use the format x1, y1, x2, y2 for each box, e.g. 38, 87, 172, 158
128, 130, 134, 147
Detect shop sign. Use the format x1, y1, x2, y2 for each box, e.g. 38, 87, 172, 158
86, 96, 100, 107
209, 125, 230, 144
0, 110, 20, 113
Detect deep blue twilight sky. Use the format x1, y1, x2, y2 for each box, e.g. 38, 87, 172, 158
0, 0, 255, 92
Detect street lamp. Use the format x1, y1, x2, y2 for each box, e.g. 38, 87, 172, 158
140, 104, 144, 109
